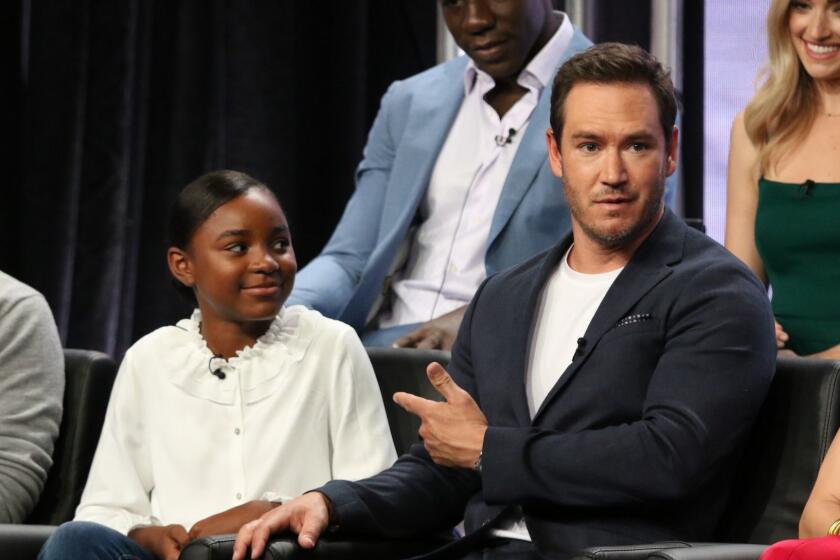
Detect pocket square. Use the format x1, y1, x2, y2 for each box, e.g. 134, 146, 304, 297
614, 313, 653, 328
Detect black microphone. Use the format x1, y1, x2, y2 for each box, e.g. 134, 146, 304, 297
494, 128, 517, 147
208, 354, 226, 380
573, 337, 587, 361
800, 179, 815, 198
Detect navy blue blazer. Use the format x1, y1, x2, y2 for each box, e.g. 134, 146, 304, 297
320, 210, 776, 558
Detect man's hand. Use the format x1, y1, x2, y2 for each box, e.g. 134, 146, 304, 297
393, 362, 487, 468
393, 306, 466, 350
188, 500, 276, 540
232, 492, 333, 560
129, 524, 189, 560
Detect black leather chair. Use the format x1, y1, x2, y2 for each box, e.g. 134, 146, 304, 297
181, 347, 454, 560
186, 355, 840, 560
368, 347, 450, 455
572, 356, 840, 560
0, 348, 117, 558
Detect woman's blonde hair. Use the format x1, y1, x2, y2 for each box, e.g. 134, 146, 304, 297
744, 0, 819, 174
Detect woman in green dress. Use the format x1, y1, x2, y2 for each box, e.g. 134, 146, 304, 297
726, 0, 840, 359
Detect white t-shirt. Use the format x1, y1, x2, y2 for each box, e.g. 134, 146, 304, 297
525, 249, 624, 416
493, 247, 623, 541
75, 306, 397, 534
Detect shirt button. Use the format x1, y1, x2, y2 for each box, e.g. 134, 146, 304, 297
236, 493, 242, 500
234, 428, 241, 435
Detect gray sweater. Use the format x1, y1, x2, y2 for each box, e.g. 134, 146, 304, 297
0, 270, 64, 522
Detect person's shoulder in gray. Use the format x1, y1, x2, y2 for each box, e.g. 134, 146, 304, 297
0, 270, 64, 523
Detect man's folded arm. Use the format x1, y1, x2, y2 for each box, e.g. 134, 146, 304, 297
478, 264, 775, 509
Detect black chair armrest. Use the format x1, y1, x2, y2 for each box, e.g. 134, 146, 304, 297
570, 541, 692, 560
648, 544, 766, 560
571, 542, 767, 560
180, 532, 454, 560
0, 524, 56, 560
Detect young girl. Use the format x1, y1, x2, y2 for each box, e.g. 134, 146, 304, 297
39, 170, 397, 560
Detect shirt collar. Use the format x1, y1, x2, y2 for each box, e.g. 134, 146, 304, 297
463, 11, 574, 95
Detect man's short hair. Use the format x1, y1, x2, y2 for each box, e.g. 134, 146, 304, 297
549, 43, 678, 149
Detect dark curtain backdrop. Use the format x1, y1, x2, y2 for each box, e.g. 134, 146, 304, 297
2, 1, 435, 358
2, 0, 697, 360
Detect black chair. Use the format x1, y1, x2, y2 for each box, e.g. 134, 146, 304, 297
368, 347, 450, 455
186, 355, 840, 560
572, 356, 840, 560
0, 348, 118, 558
181, 347, 454, 560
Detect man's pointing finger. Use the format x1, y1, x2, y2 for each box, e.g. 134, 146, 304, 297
393, 391, 435, 416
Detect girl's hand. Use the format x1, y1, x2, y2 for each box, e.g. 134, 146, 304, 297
775, 320, 790, 349
189, 500, 277, 539
129, 524, 189, 560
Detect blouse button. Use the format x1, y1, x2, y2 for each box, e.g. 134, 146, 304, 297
236, 493, 242, 500
234, 428, 241, 435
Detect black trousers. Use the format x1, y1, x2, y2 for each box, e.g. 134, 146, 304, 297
463, 538, 545, 560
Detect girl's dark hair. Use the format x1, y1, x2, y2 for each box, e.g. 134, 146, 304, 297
168, 169, 271, 301
169, 170, 269, 249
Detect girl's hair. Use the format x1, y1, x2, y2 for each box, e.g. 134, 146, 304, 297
168, 169, 273, 301
744, 0, 818, 175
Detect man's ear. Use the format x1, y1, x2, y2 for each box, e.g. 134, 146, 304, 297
167, 247, 194, 288
546, 128, 563, 179
666, 126, 679, 176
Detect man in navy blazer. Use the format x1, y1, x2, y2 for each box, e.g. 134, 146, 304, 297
287, 2, 595, 349
235, 44, 775, 560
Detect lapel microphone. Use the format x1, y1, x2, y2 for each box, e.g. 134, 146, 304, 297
494, 128, 517, 147
800, 179, 815, 198
208, 354, 226, 380
573, 337, 587, 361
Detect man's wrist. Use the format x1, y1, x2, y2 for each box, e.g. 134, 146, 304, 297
473, 450, 483, 473
308, 491, 338, 528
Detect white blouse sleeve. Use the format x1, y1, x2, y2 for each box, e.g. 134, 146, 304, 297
74, 348, 156, 534
327, 327, 397, 481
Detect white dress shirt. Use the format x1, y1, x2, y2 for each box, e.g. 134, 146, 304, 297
75, 306, 397, 534
379, 13, 574, 327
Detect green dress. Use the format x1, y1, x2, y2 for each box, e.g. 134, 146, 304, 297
755, 178, 840, 355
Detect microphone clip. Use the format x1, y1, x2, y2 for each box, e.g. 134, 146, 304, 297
494, 128, 517, 147
800, 179, 815, 198
208, 354, 227, 380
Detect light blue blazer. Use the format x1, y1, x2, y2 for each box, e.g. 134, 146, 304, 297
289, 30, 596, 329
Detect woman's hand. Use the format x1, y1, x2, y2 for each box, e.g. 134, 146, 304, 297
129, 524, 189, 560
775, 320, 790, 349
188, 500, 277, 540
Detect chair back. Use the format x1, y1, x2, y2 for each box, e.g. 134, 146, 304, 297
26, 349, 117, 525
718, 357, 840, 543
366, 348, 450, 456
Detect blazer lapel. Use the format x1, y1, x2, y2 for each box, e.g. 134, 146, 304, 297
532, 210, 686, 422
487, 92, 551, 245
340, 60, 467, 328
487, 27, 594, 248
379, 60, 466, 236
508, 239, 573, 426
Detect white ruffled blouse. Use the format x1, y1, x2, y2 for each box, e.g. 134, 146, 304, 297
75, 306, 397, 534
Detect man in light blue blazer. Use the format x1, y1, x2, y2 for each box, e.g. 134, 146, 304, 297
289, 2, 595, 347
